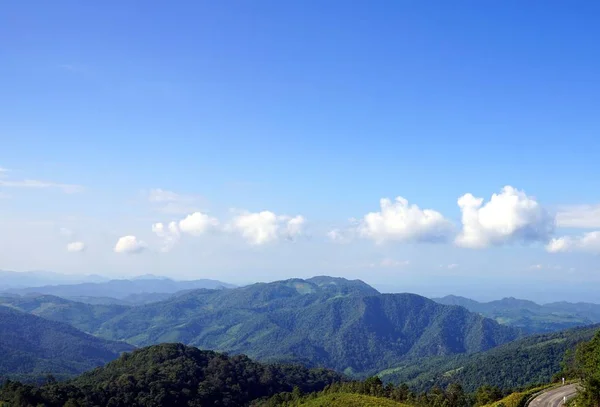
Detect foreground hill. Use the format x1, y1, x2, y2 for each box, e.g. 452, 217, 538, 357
433, 295, 600, 333
5, 277, 235, 300
378, 324, 599, 391
0, 343, 343, 406
94, 276, 519, 376
0, 306, 133, 381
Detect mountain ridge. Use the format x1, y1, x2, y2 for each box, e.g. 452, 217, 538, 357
433, 294, 600, 333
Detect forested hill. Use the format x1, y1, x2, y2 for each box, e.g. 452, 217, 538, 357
0, 306, 133, 381
0, 343, 343, 407
433, 295, 600, 334
378, 323, 600, 392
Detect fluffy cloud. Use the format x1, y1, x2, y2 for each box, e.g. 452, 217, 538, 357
556, 205, 600, 228
284, 215, 305, 240
152, 221, 181, 252
228, 211, 306, 245
546, 231, 600, 254
178, 212, 219, 236
151, 211, 218, 251
455, 186, 554, 248
114, 235, 147, 254
358, 197, 453, 243
327, 229, 347, 243
66, 241, 86, 252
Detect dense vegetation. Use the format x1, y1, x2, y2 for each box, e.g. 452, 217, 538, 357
433, 295, 600, 334
378, 324, 599, 391
0, 306, 133, 382
0, 343, 343, 406
564, 329, 600, 407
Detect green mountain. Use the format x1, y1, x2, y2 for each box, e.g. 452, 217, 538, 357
377, 324, 599, 392
432, 295, 600, 333
0, 306, 133, 381
0, 343, 343, 407
86, 277, 517, 376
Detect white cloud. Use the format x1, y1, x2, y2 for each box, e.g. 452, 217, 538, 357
546, 231, 600, 254
152, 221, 181, 252
0, 167, 9, 177
529, 264, 543, 270
178, 212, 219, 236
447, 263, 459, 269
556, 205, 600, 229
114, 235, 146, 254
284, 215, 305, 240
455, 186, 554, 248
66, 241, 86, 252
151, 211, 218, 251
0, 179, 83, 193
358, 197, 453, 244
327, 229, 345, 242
228, 211, 306, 245
326, 224, 358, 243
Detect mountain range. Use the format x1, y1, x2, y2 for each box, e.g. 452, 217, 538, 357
3, 277, 236, 301
0, 276, 520, 377
0, 270, 107, 290
433, 295, 600, 333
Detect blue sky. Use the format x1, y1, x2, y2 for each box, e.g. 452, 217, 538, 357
1, 1, 600, 302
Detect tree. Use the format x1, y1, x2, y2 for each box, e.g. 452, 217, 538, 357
575, 331, 600, 407
475, 385, 502, 406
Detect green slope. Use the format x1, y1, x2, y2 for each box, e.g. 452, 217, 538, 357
0, 294, 130, 333
378, 324, 599, 391
0, 306, 133, 381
